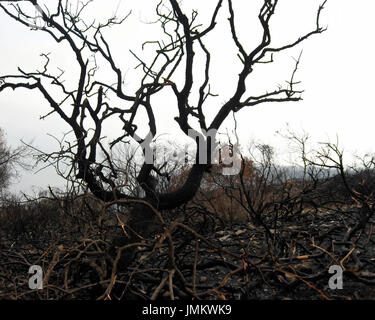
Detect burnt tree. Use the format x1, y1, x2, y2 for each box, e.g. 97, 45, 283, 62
0, 0, 326, 242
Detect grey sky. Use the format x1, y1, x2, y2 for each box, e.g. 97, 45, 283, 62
0, 0, 374, 195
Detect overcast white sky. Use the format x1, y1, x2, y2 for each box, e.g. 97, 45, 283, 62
0, 0, 375, 195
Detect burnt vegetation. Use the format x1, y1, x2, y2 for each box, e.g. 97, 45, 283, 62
1, 0, 375, 300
